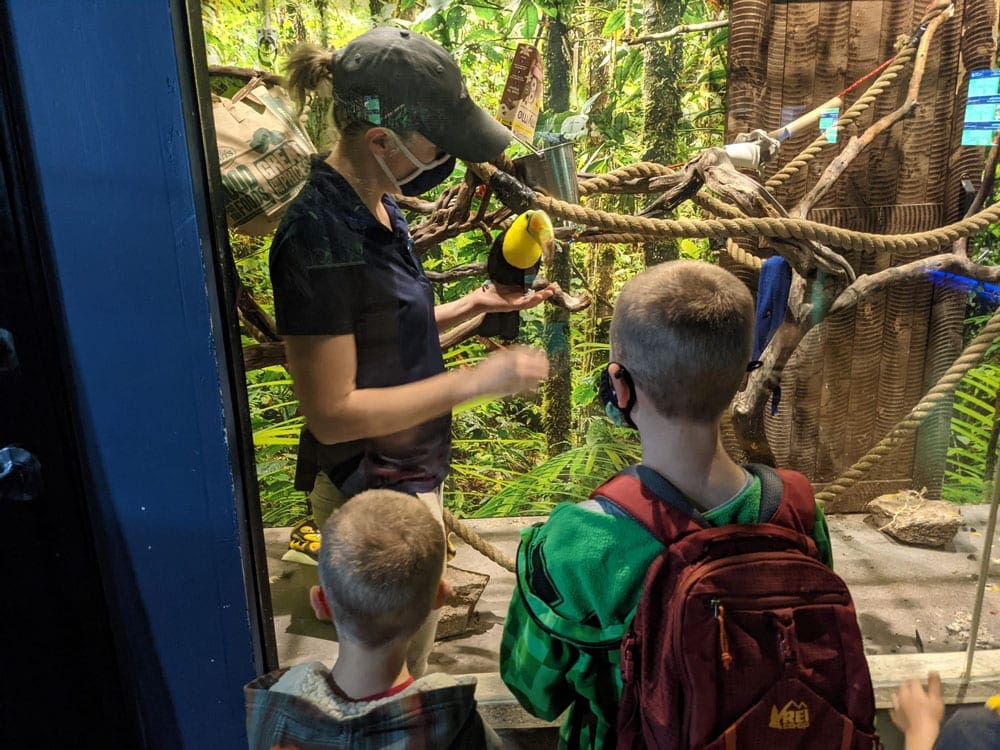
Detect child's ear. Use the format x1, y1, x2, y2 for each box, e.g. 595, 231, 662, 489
309, 585, 333, 622
431, 578, 454, 610
608, 362, 632, 409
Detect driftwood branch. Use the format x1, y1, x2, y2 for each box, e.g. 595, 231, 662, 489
243, 342, 286, 370
207, 64, 284, 86
625, 20, 729, 45
240, 284, 592, 370
546, 284, 593, 313
438, 314, 486, 349
424, 262, 487, 282
829, 254, 1000, 315
732, 274, 816, 463
643, 148, 854, 280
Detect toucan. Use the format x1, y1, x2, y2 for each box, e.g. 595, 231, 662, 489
476, 210, 556, 340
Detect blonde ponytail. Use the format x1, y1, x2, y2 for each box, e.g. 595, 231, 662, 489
284, 44, 335, 108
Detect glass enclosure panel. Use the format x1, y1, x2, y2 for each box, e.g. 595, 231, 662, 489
196, 0, 1000, 727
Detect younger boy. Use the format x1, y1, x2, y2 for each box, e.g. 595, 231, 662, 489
245, 489, 501, 749
892, 671, 1000, 749
500, 260, 833, 749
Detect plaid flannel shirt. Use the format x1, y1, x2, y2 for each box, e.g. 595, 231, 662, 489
245, 664, 500, 749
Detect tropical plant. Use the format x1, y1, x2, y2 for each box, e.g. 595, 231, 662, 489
943, 307, 1000, 504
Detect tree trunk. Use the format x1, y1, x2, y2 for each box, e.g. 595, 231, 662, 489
542, 13, 574, 456
640, 0, 685, 266
583, 21, 616, 375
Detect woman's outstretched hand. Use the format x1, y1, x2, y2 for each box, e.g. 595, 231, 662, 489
474, 281, 558, 313
473, 345, 550, 397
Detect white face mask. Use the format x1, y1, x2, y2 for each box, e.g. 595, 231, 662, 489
373, 130, 453, 194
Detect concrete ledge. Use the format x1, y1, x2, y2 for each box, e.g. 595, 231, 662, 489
870, 649, 1000, 707
472, 651, 1000, 731
472, 672, 562, 731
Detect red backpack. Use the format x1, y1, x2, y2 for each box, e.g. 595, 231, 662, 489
591, 464, 879, 750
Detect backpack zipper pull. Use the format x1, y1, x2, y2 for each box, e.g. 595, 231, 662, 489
711, 599, 734, 670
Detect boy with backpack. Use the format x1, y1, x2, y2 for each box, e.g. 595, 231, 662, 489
500, 260, 877, 749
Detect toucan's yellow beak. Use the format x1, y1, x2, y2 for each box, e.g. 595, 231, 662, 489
501, 210, 555, 269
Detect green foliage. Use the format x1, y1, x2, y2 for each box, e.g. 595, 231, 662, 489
202, 0, 368, 71
943, 363, 1000, 504
450, 420, 641, 517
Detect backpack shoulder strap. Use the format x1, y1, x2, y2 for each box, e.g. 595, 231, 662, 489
590, 466, 707, 547
745, 463, 784, 522
745, 464, 817, 532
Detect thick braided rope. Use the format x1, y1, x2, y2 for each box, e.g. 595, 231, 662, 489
443, 507, 516, 573
725, 239, 764, 269
764, 2, 949, 191
535, 193, 1000, 254
577, 161, 675, 195
814, 308, 1000, 504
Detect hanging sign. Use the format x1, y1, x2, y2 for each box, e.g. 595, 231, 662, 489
498, 43, 544, 143
962, 69, 1000, 146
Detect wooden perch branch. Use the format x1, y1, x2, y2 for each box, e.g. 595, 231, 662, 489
207, 65, 284, 86
439, 315, 486, 349
644, 148, 854, 280
829, 255, 1000, 315
625, 20, 728, 45
240, 283, 592, 370
424, 262, 486, 282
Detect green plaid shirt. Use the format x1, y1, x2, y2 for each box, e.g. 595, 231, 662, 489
500, 475, 832, 749
245, 664, 501, 749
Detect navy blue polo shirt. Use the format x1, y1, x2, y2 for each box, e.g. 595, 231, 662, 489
269, 155, 450, 494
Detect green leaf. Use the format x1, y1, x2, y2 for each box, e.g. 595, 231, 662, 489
602, 8, 626, 35
572, 380, 598, 406
522, 3, 538, 40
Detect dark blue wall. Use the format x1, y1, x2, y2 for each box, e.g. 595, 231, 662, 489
6, 1, 257, 745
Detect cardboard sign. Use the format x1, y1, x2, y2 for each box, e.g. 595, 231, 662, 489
498, 44, 543, 143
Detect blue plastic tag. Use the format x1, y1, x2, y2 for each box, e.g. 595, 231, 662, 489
962, 69, 1000, 146
819, 107, 840, 143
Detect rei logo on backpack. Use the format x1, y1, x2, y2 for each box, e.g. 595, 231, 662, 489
592, 464, 879, 750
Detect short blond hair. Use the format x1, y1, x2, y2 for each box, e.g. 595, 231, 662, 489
319, 490, 444, 647
610, 260, 754, 422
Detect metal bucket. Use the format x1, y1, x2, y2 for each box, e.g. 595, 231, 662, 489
513, 140, 579, 208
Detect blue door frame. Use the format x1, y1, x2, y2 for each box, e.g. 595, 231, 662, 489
5, 1, 271, 745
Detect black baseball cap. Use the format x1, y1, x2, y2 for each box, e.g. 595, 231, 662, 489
331, 27, 513, 162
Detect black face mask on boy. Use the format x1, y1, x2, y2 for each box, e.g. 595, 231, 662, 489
599, 363, 638, 430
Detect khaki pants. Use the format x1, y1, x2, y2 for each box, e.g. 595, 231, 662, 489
309, 471, 445, 677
